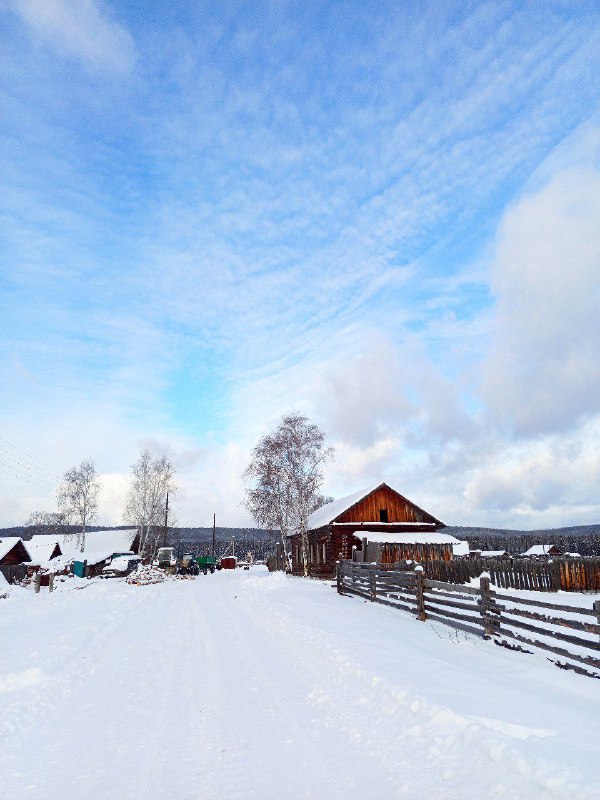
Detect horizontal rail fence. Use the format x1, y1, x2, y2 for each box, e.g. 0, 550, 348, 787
422, 558, 600, 593
337, 560, 600, 678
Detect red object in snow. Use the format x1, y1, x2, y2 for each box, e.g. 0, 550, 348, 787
220, 556, 237, 570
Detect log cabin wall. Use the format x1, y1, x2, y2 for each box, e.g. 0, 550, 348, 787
289, 527, 360, 578
334, 485, 437, 525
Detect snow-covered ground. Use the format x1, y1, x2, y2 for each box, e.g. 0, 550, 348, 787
1, 568, 599, 800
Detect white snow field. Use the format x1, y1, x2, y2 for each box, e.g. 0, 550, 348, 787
1, 568, 599, 800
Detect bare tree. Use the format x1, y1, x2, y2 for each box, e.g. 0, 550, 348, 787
25, 510, 70, 537
124, 450, 175, 560
243, 413, 333, 576
57, 459, 100, 553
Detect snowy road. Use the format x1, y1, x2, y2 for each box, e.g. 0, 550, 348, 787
2, 568, 600, 800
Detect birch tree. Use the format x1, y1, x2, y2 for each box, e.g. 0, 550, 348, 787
57, 459, 100, 553
243, 413, 333, 576
124, 450, 175, 560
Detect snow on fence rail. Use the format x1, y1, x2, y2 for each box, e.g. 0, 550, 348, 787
337, 561, 600, 679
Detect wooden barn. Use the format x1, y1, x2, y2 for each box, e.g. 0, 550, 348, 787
288, 483, 448, 578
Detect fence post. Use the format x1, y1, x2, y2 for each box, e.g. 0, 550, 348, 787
362, 537, 368, 562
336, 560, 342, 594
34, 573, 41, 593
594, 600, 600, 644
49, 574, 54, 593
415, 565, 426, 621
549, 559, 561, 592
370, 563, 377, 601
479, 573, 495, 638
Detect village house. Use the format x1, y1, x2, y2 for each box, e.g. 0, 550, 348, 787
62, 529, 141, 578
521, 544, 562, 558
288, 483, 453, 578
0, 537, 32, 583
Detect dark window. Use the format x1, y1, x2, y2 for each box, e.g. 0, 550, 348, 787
379, 509, 388, 523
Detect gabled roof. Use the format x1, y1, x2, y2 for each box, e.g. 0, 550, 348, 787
26, 536, 62, 564
307, 483, 443, 530
0, 537, 30, 562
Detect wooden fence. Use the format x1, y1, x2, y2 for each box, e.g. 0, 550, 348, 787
364, 556, 600, 593
338, 561, 600, 679
0, 563, 29, 584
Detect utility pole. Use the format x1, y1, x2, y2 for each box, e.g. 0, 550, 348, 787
162, 492, 169, 548
212, 513, 216, 560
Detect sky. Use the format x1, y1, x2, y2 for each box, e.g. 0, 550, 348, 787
1, 0, 599, 530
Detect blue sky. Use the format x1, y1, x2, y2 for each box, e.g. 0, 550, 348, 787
1, 1, 599, 528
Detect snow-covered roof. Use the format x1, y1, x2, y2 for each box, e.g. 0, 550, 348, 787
521, 544, 558, 556
452, 541, 470, 557
361, 530, 460, 545
25, 536, 62, 564
308, 485, 382, 530
73, 550, 133, 566
61, 529, 138, 558
478, 550, 510, 558
0, 537, 28, 562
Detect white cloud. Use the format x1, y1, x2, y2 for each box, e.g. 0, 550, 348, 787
9, 0, 136, 74
483, 157, 600, 435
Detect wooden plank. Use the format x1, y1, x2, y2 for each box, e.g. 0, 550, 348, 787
496, 628, 600, 671
426, 587, 483, 603
423, 605, 486, 628
495, 606, 600, 636
374, 595, 417, 614
489, 592, 597, 616
424, 595, 482, 614
342, 585, 372, 602
499, 614, 600, 652
424, 612, 485, 638
425, 579, 481, 595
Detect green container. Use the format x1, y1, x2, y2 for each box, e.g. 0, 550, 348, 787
196, 556, 217, 568
73, 560, 86, 578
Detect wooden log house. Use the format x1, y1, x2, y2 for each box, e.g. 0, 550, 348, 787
288, 483, 449, 578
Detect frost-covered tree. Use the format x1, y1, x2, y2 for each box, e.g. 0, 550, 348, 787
243, 413, 333, 576
25, 510, 70, 536
124, 450, 175, 560
57, 459, 100, 553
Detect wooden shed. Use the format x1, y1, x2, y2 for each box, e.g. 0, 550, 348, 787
288, 483, 445, 578
0, 537, 32, 566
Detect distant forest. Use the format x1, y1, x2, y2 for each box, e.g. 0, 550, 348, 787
444, 525, 600, 557
4, 523, 600, 559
